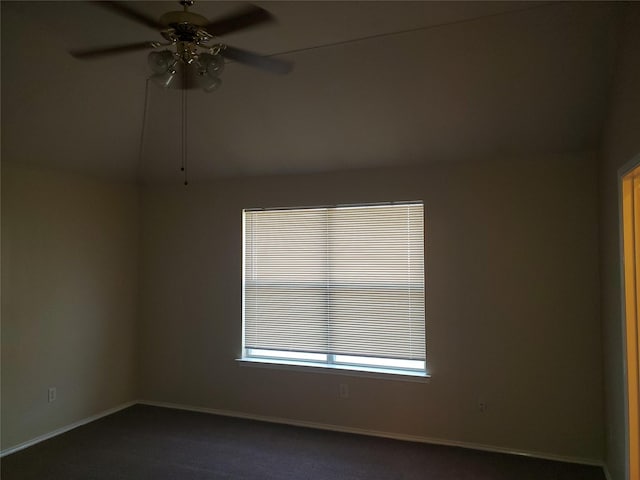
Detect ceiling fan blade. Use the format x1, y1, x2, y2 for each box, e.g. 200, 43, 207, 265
70, 41, 157, 59
204, 5, 274, 37
221, 45, 293, 75
97, 1, 163, 31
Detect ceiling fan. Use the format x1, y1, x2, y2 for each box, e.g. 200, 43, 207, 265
70, 0, 293, 91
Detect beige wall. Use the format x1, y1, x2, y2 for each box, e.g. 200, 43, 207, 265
139, 153, 603, 461
0, 149, 606, 460
1, 164, 139, 450
601, 5, 640, 480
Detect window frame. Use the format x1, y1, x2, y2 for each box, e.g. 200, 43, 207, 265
240, 202, 427, 378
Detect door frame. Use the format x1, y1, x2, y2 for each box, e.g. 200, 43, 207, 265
619, 153, 640, 480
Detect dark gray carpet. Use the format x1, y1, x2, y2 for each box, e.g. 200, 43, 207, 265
1, 404, 605, 480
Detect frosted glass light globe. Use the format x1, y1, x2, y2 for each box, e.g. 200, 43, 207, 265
148, 50, 175, 74
199, 53, 225, 78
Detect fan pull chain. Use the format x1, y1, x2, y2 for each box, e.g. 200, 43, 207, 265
136, 78, 151, 181
181, 75, 189, 186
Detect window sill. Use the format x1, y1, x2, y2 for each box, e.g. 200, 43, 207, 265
236, 358, 431, 383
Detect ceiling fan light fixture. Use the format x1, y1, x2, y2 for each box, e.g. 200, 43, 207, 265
198, 53, 225, 78
148, 50, 176, 74
198, 75, 222, 93
150, 70, 177, 88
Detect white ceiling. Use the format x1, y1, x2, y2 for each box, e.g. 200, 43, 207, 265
1, 1, 619, 183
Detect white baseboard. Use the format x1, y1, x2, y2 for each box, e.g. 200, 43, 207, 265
138, 399, 605, 469
0, 401, 136, 458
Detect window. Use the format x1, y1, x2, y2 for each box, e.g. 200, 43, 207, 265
242, 202, 426, 377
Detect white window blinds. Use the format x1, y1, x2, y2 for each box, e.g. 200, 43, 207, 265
243, 202, 425, 368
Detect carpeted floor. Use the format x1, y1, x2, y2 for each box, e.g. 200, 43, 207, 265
1, 404, 605, 480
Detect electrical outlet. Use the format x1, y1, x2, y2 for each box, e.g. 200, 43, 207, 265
339, 383, 349, 399
48, 387, 57, 403
478, 400, 487, 413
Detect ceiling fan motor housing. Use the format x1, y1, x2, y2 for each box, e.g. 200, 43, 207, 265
160, 10, 212, 45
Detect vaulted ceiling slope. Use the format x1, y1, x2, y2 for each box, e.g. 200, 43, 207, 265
1, 1, 620, 182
